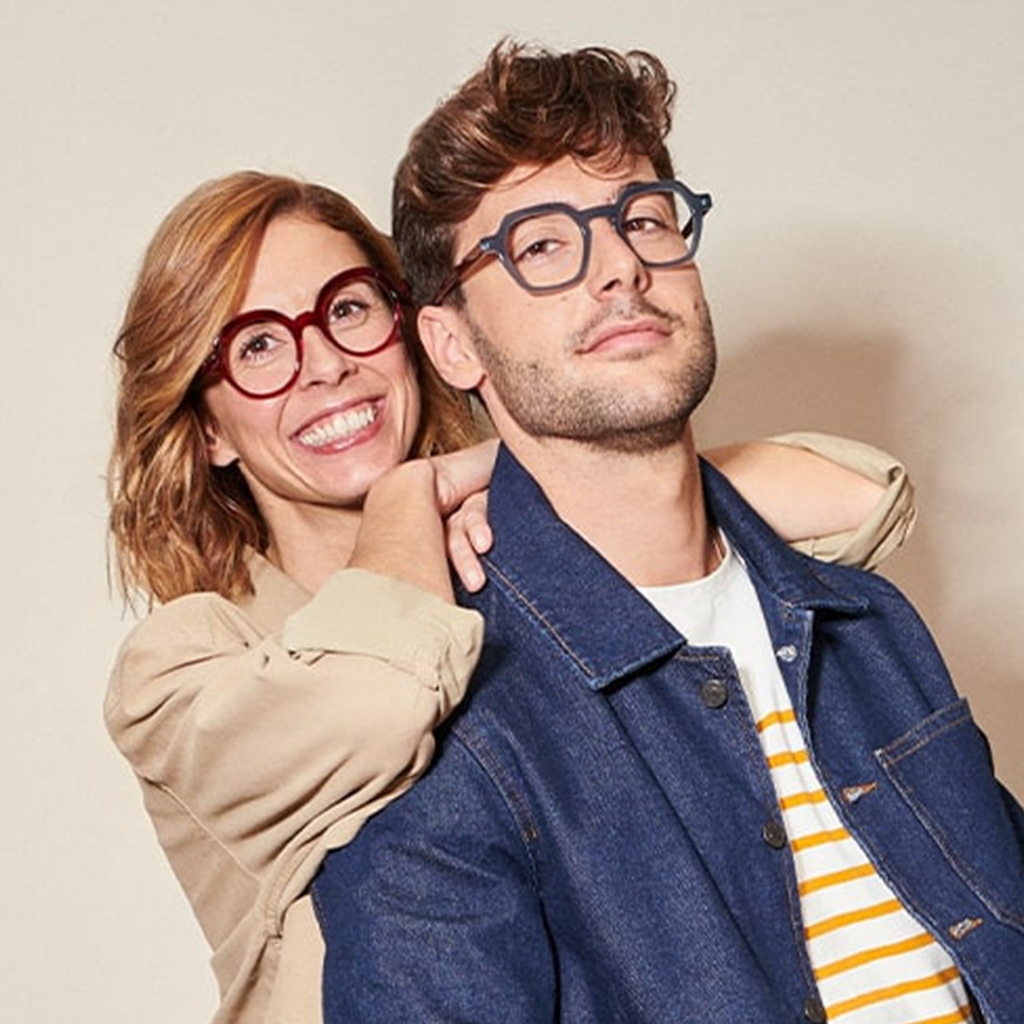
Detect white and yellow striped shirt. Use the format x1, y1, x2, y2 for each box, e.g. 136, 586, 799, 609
642, 537, 973, 1024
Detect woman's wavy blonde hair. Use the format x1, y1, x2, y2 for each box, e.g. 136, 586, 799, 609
109, 171, 478, 607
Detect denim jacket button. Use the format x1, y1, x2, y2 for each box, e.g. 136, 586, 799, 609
803, 996, 826, 1022
700, 678, 729, 709
776, 644, 799, 663
762, 820, 788, 850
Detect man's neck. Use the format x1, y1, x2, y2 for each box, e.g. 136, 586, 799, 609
501, 424, 718, 587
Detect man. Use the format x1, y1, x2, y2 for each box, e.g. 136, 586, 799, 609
312, 42, 1024, 1023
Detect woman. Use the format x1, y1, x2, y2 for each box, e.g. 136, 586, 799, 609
105, 171, 914, 1024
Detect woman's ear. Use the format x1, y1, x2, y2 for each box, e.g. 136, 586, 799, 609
417, 305, 486, 392
201, 410, 240, 468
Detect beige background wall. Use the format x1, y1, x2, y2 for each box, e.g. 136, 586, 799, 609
1, 1, 1020, 1020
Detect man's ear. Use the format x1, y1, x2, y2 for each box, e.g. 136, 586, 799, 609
418, 305, 486, 391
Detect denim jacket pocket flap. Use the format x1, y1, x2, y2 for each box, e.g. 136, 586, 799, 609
876, 698, 1024, 930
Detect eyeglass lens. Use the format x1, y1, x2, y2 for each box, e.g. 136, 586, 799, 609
222, 277, 397, 396
506, 186, 694, 291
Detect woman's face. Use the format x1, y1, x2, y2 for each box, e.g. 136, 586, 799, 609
202, 215, 421, 522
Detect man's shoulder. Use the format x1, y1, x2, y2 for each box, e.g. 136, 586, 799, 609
784, 544, 923, 622
700, 458, 919, 611
313, 701, 533, 898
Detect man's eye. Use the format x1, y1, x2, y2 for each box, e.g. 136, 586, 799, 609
624, 214, 671, 235
514, 237, 565, 262
509, 214, 577, 265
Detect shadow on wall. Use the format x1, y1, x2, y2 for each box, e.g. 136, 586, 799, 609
694, 228, 1024, 800
699, 323, 946, 601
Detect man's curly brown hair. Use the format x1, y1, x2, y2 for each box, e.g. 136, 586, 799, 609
393, 40, 678, 308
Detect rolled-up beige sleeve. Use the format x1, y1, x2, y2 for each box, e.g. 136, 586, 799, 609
105, 567, 482, 950
770, 431, 917, 571
282, 569, 475, 721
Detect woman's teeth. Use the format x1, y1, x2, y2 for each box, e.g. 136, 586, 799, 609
298, 404, 377, 447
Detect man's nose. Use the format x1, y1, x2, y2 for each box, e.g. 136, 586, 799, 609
585, 218, 650, 298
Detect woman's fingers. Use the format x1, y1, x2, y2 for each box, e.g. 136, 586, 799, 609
446, 491, 492, 592
431, 439, 499, 513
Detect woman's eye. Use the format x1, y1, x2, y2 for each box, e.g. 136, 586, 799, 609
237, 331, 283, 362
328, 297, 370, 326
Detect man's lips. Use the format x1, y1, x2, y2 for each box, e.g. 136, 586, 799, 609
294, 399, 382, 449
578, 317, 672, 355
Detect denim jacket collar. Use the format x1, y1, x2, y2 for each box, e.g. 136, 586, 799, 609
480, 445, 868, 693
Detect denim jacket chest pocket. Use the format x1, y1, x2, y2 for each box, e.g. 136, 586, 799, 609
876, 697, 1024, 932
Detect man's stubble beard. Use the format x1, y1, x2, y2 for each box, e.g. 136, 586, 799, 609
467, 297, 717, 455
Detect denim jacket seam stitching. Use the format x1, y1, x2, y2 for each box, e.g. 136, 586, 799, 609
485, 559, 596, 680
486, 559, 677, 686
876, 701, 971, 766
451, 729, 543, 887
877, 756, 1024, 930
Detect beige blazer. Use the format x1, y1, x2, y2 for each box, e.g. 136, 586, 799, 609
106, 562, 484, 1024
771, 431, 916, 570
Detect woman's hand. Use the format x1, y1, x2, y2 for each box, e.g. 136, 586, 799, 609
444, 490, 491, 592
431, 440, 498, 593
349, 440, 498, 601
429, 439, 498, 513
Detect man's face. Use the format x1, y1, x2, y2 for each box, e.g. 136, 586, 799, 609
431, 155, 716, 455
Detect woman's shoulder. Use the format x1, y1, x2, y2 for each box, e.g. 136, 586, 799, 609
120, 589, 258, 654
114, 551, 301, 657
105, 590, 260, 720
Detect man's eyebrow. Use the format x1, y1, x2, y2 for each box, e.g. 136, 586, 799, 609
610, 178, 658, 201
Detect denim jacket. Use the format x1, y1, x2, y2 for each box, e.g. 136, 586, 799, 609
314, 448, 1024, 1023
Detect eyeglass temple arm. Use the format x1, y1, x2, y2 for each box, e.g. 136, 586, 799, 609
682, 191, 713, 240
433, 244, 486, 306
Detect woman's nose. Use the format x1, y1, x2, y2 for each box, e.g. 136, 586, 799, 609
297, 325, 357, 387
